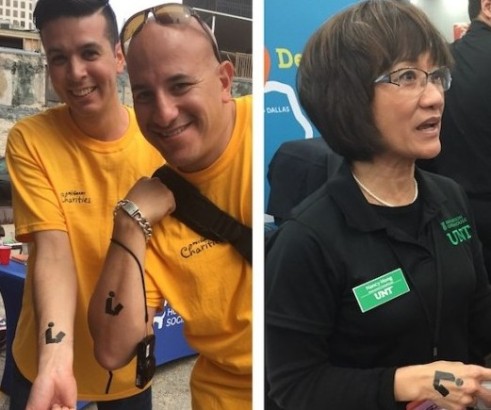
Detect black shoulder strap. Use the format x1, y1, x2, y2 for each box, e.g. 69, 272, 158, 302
152, 165, 252, 265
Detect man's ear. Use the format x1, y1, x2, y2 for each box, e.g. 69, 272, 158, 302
114, 42, 126, 74
218, 60, 235, 101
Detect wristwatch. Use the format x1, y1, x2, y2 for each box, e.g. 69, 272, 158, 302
114, 199, 152, 242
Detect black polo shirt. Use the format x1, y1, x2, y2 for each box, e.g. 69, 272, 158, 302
265, 162, 491, 410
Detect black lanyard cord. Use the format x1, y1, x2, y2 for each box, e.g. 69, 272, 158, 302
110, 237, 149, 324
103, 237, 150, 394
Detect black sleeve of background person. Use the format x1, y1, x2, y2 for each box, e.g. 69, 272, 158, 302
266, 138, 330, 222
267, 137, 345, 227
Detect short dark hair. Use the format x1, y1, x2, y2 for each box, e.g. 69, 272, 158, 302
468, 0, 481, 20
34, 0, 119, 47
297, 0, 453, 161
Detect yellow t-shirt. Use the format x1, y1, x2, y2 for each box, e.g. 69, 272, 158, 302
7, 105, 164, 401
145, 95, 252, 409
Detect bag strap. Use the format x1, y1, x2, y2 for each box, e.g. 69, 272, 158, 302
152, 165, 252, 265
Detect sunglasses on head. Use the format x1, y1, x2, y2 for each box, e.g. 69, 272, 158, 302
120, 3, 221, 62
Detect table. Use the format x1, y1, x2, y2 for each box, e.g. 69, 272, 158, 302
0, 260, 195, 408
0, 260, 24, 397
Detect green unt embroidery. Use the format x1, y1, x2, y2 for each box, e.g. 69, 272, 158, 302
440, 215, 472, 246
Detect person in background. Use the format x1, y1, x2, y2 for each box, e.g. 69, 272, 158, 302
88, 4, 252, 410
265, 1, 491, 409
419, 0, 491, 281
6, 0, 163, 408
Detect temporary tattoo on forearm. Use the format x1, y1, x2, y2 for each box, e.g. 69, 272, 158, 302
45, 322, 66, 344
105, 291, 124, 316
433, 370, 463, 397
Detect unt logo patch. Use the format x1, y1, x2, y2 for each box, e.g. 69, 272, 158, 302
440, 215, 472, 246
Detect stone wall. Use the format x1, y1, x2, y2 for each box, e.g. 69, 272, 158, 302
0, 48, 49, 155
0, 48, 45, 108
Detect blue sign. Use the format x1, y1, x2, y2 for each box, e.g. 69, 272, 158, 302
264, 0, 356, 208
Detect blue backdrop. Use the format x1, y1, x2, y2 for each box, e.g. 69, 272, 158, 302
264, 0, 356, 210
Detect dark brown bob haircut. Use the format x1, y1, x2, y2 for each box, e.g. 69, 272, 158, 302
297, 0, 453, 161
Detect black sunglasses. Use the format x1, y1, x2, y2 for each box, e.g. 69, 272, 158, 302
120, 3, 221, 62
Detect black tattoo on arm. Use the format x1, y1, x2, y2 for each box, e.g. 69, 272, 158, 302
105, 291, 124, 316
45, 322, 66, 344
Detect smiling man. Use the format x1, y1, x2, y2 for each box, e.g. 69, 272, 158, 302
5, 0, 163, 409
88, 4, 252, 409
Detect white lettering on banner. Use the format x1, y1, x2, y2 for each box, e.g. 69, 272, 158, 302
153, 301, 184, 329
266, 106, 290, 114
166, 316, 184, 326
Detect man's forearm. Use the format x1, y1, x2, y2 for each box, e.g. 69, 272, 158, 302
89, 214, 151, 370
32, 231, 77, 372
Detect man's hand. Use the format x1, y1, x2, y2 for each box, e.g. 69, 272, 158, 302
124, 176, 176, 225
26, 368, 77, 410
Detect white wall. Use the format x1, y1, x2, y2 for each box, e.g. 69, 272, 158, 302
411, 0, 469, 42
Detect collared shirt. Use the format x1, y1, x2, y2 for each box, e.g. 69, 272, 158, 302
266, 161, 491, 409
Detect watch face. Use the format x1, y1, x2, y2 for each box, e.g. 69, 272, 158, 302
122, 200, 139, 216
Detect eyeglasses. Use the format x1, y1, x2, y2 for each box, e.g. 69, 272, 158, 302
374, 66, 452, 95
120, 3, 221, 62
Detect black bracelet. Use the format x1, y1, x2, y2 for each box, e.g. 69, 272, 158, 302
110, 237, 148, 323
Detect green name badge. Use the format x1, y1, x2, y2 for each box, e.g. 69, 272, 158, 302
352, 268, 410, 313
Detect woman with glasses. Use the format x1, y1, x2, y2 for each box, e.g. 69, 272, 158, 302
265, 1, 491, 409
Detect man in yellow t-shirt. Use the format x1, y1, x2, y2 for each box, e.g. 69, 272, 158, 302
6, 0, 163, 409
89, 4, 252, 409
